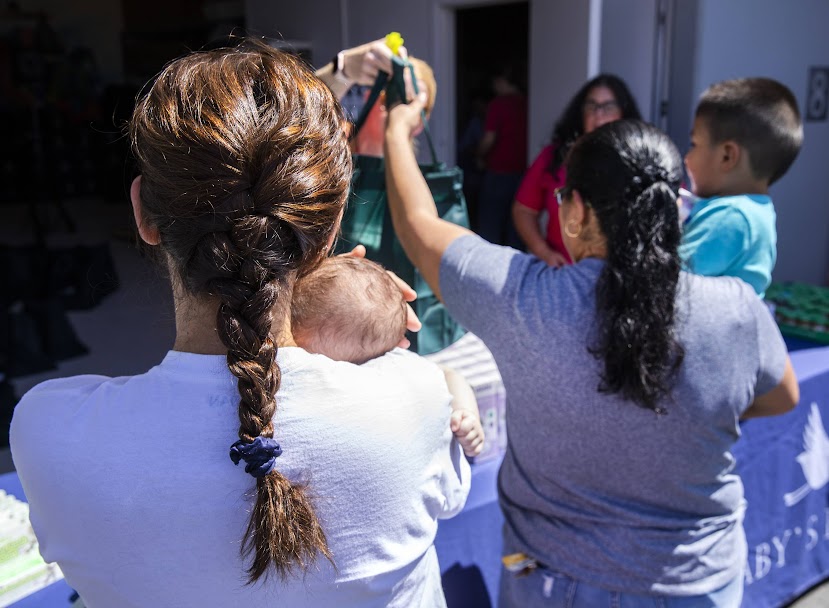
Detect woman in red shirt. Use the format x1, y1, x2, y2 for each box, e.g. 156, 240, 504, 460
513, 74, 641, 266
476, 63, 528, 248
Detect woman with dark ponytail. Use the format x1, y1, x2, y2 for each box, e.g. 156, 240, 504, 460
11, 39, 469, 607
386, 99, 799, 605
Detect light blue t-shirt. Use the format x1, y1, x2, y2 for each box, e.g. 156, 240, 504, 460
679, 194, 777, 297
439, 235, 788, 596
11, 348, 469, 608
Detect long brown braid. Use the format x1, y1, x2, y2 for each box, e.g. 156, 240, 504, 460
130, 39, 351, 582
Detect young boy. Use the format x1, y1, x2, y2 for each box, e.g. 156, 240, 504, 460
680, 77, 803, 297
292, 256, 484, 457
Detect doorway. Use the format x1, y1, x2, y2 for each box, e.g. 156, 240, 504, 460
455, 3, 528, 144
453, 1, 529, 229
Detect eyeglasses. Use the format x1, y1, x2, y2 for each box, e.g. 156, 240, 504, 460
554, 187, 568, 207
583, 100, 621, 117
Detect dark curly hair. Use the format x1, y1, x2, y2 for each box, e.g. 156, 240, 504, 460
566, 119, 684, 413
549, 74, 641, 175
131, 39, 351, 582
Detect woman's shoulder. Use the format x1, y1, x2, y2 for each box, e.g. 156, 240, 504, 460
679, 271, 766, 319
12, 373, 125, 422
10, 374, 129, 469
14, 374, 118, 416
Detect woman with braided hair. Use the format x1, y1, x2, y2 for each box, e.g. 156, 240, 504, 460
11, 39, 469, 607
385, 99, 799, 606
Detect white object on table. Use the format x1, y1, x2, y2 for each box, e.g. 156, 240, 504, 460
0, 491, 63, 608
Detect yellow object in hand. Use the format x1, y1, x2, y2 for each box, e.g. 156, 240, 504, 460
385, 32, 404, 56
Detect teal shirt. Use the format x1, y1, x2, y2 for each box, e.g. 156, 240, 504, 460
679, 194, 777, 297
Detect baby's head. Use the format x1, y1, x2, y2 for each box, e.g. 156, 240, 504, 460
686, 77, 802, 197
292, 257, 407, 364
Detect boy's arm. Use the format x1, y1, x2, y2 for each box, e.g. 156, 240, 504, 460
440, 365, 484, 457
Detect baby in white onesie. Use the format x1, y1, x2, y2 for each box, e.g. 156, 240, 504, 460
292, 256, 483, 457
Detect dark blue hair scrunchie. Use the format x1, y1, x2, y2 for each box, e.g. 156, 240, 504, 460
229, 437, 283, 478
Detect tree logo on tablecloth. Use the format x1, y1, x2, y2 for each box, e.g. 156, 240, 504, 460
784, 403, 829, 507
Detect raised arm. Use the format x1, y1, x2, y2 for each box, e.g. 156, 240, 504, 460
384, 93, 473, 300
316, 39, 407, 101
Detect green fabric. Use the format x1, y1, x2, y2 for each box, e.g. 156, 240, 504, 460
335, 156, 470, 355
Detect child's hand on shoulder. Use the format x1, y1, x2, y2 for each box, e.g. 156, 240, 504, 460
450, 409, 484, 458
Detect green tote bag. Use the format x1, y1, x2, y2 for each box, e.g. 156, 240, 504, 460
334, 56, 469, 355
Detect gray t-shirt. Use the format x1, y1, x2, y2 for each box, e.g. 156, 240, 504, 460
439, 235, 788, 595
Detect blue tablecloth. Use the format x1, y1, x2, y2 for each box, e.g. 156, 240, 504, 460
436, 454, 504, 608
736, 345, 829, 607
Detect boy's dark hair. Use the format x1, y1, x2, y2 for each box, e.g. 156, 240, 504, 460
696, 77, 803, 185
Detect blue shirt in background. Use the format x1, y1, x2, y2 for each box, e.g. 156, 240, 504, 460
679, 194, 777, 297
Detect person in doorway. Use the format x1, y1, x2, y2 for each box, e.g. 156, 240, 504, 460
476, 63, 528, 247
457, 91, 489, 230
513, 74, 641, 267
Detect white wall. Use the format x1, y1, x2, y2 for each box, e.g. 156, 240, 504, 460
690, 0, 829, 284
528, 0, 602, 157
599, 0, 658, 121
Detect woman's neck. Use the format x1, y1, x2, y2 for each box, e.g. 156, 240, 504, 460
171, 287, 296, 355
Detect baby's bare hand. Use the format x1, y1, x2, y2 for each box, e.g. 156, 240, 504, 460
450, 409, 484, 457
